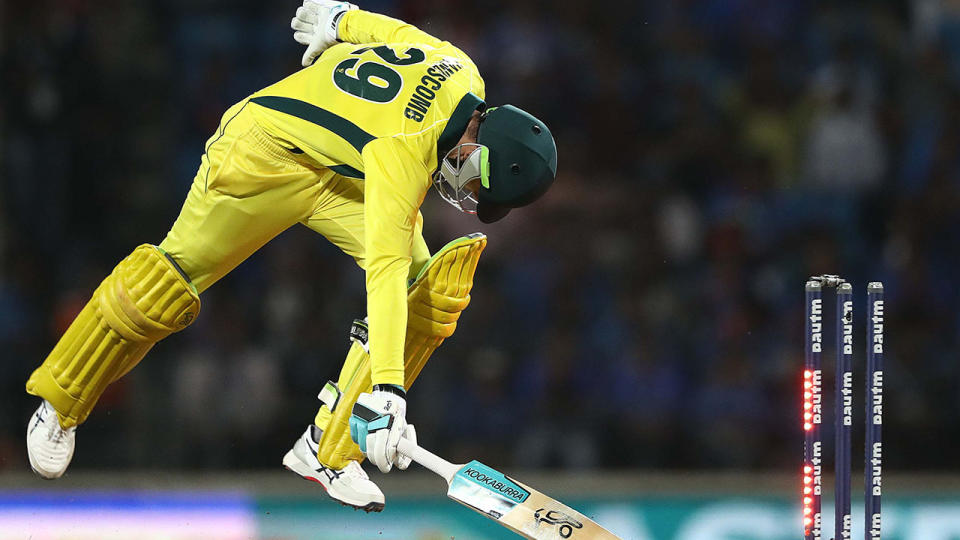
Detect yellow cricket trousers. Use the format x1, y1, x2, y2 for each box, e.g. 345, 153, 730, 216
160, 99, 430, 292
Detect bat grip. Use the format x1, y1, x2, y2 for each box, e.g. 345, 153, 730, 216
398, 438, 459, 483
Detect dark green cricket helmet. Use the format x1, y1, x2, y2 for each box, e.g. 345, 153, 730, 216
475, 105, 558, 223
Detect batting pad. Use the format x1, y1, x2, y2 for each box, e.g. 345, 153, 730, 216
316, 233, 487, 469
26, 244, 200, 428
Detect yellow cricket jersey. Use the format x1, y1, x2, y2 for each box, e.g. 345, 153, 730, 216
248, 10, 486, 387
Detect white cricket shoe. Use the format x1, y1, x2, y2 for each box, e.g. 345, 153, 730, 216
26, 400, 76, 479
283, 425, 385, 512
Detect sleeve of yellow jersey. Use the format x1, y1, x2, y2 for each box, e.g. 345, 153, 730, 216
338, 10, 445, 49
361, 137, 431, 388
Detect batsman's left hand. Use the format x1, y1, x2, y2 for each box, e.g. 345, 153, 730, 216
350, 386, 416, 473
291, 0, 357, 67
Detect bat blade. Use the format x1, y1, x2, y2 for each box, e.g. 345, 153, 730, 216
398, 439, 621, 539
447, 460, 621, 540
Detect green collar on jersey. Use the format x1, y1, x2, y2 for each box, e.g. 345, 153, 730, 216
436, 92, 485, 172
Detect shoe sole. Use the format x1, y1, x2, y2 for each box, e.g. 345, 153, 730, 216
28, 463, 63, 480
282, 450, 384, 513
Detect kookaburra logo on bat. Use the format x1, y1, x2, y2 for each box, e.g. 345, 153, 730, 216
534, 508, 584, 538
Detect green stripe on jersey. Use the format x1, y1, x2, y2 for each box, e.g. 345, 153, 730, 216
249, 96, 376, 153
328, 164, 365, 179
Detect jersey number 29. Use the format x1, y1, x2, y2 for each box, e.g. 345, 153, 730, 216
333, 45, 425, 103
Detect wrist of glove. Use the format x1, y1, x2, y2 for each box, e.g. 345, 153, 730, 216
350, 385, 416, 473
291, 0, 358, 67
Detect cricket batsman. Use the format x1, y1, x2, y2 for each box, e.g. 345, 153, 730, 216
24, 1, 556, 511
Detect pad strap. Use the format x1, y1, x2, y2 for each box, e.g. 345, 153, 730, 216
349, 318, 370, 353
318, 381, 342, 412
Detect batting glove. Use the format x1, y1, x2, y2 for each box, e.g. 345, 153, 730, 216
291, 0, 357, 67
350, 385, 417, 473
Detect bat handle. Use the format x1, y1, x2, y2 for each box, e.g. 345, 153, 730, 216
397, 438, 459, 483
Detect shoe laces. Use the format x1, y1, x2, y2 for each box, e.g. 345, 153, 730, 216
41, 408, 73, 444
342, 461, 370, 480
49, 427, 68, 444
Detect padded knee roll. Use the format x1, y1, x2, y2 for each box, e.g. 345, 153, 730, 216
316, 234, 486, 469
26, 244, 200, 428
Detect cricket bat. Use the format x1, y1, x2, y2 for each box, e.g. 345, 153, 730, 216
397, 438, 621, 539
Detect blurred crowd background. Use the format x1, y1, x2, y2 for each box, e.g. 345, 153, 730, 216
1, 0, 958, 474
